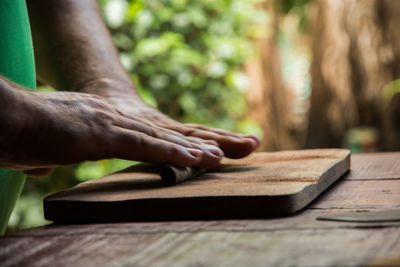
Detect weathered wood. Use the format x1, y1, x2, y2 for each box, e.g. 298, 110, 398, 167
8, 209, 400, 238
1, 217, 400, 267
1, 152, 400, 267
345, 152, 400, 180
44, 149, 350, 222
311, 180, 400, 210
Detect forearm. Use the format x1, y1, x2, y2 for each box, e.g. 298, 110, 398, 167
0, 77, 24, 160
0, 77, 13, 110
26, 0, 135, 96
0, 77, 20, 123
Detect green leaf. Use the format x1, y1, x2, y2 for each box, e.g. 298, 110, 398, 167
126, 0, 144, 20
383, 79, 400, 101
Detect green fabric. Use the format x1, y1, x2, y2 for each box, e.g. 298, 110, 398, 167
0, 0, 36, 235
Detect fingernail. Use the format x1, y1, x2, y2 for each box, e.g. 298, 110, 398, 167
237, 134, 260, 146
204, 140, 219, 146
247, 134, 260, 145
244, 137, 258, 148
204, 144, 224, 157
187, 148, 203, 158
240, 134, 259, 141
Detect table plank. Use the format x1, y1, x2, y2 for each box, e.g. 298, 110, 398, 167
1, 152, 400, 267
8, 209, 400, 238
1, 224, 400, 267
311, 180, 400, 209
347, 152, 400, 181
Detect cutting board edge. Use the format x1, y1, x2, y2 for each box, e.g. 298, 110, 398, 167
43, 149, 351, 222
288, 152, 351, 213
44, 194, 302, 222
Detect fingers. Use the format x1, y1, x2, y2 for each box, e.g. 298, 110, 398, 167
118, 105, 259, 159
186, 124, 260, 146
121, 113, 217, 147
162, 123, 259, 159
113, 117, 224, 168
111, 127, 222, 168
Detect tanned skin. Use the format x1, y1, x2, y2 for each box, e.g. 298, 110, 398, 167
0, 0, 259, 177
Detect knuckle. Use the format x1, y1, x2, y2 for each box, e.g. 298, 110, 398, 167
94, 110, 113, 123
167, 145, 180, 157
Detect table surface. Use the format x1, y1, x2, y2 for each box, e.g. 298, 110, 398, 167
1, 152, 400, 267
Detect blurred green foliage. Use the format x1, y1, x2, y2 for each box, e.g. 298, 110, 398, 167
8, 0, 267, 232
383, 78, 400, 101
279, 0, 311, 32
105, 0, 267, 130
280, 0, 311, 13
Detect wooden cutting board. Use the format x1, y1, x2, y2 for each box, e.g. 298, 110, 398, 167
44, 149, 350, 222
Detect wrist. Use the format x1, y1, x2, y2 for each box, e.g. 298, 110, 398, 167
0, 78, 17, 121
0, 79, 22, 160
76, 77, 138, 99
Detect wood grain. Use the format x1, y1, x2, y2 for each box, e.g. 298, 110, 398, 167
43, 149, 350, 222
344, 152, 400, 180
311, 180, 400, 209
1, 152, 400, 267
1, 210, 400, 267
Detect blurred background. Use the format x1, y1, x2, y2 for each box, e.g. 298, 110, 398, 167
7, 0, 400, 233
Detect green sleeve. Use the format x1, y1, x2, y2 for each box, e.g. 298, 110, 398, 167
0, 0, 36, 235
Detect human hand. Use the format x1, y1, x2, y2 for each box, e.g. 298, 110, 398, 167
0, 88, 225, 175
25, 0, 258, 164
81, 79, 260, 159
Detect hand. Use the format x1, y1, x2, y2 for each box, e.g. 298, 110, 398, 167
80, 79, 260, 159
0, 88, 225, 175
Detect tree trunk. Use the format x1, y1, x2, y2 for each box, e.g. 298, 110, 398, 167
306, 0, 400, 150
246, 2, 294, 151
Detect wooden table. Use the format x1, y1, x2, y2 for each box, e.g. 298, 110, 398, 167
1, 153, 400, 266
